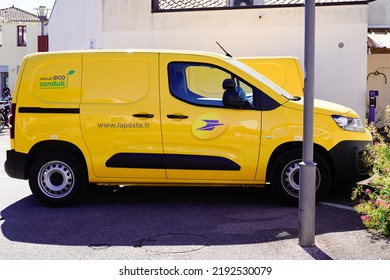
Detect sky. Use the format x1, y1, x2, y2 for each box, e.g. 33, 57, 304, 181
0, 0, 56, 16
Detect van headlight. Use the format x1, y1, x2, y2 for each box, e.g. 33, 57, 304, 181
332, 115, 364, 132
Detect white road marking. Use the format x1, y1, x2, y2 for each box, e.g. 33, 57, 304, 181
319, 201, 356, 212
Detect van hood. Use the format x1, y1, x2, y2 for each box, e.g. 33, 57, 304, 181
283, 98, 357, 117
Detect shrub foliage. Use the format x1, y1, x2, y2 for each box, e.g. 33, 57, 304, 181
352, 106, 390, 236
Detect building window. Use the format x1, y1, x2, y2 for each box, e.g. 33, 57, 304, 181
0, 25, 3, 46
17, 25, 27, 47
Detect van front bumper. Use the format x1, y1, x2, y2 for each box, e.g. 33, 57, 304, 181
4, 150, 28, 180
329, 140, 371, 185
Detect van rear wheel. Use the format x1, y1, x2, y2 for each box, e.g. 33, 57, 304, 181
270, 149, 331, 204
28, 151, 87, 206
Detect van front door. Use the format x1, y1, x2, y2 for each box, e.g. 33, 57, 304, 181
159, 54, 261, 182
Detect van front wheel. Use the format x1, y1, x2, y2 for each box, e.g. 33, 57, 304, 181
270, 150, 331, 204
28, 151, 87, 206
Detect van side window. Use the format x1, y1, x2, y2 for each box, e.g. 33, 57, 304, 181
168, 62, 254, 109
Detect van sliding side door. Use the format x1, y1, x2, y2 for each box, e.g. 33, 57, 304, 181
80, 53, 165, 180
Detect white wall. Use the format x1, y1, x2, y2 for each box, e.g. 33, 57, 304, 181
102, 1, 368, 119
48, 0, 103, 51
368, 0, 389, 27
315, 7, 368, 120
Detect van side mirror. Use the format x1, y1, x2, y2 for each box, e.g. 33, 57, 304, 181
222, 79, 246, 109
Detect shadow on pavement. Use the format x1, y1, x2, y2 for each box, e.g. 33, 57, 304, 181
0, 186, 364, 248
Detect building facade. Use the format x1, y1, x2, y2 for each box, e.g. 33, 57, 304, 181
367, 0, 390, 127
49, 0, 372, 119
48, 0, 102, 51
0, 6, 42, 94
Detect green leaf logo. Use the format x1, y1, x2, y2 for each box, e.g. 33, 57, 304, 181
68, 70, 75, 75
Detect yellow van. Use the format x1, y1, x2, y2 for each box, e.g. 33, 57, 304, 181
4, 50, 372, 206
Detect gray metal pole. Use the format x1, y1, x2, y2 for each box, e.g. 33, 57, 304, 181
40, 18, 45, 36
299, 0, 316, 247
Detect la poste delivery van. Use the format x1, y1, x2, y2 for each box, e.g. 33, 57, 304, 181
4, 50, 372, 206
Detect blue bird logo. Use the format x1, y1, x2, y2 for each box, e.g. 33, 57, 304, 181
197, 120, 224, 131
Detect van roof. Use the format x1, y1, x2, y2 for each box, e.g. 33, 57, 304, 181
25, 49, 230, 60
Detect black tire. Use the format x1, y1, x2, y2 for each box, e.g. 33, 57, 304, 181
270, 149, 332, 204
28, 151, 87, 206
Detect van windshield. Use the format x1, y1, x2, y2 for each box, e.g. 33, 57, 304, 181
228, 58, 296, 100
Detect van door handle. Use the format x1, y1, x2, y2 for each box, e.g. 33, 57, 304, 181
167, 114, 189, 119
133, 113, 154, 118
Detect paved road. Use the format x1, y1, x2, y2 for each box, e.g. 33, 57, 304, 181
0, 127, 389, 260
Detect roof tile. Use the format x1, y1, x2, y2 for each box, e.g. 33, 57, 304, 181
0, 6, 39, 22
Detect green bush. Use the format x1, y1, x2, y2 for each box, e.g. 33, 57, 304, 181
352, 106, 390, 236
